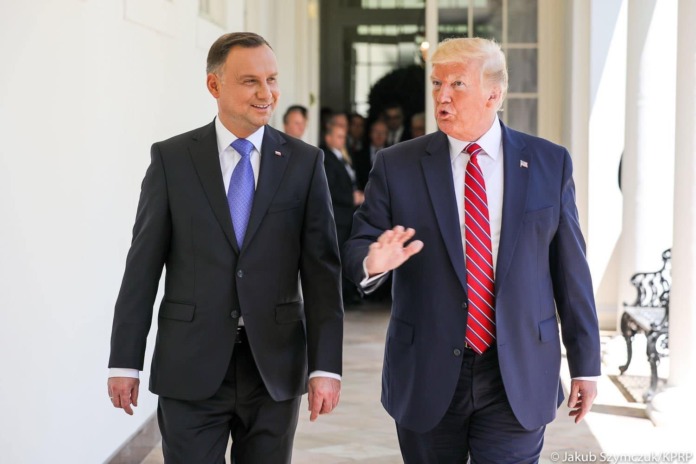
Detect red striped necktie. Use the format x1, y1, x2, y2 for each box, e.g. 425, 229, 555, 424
464, 142, 496, 354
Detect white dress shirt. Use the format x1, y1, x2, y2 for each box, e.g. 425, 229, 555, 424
111, 117, 339, 381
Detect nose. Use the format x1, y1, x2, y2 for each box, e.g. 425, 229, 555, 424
437, 85, 452, 103
257, 81, 272, 100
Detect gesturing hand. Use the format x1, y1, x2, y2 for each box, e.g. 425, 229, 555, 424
365, 226, 424, 276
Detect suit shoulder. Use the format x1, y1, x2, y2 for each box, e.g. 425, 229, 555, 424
269, 127, 322, 159
509, 127, 568, 156
380, 133, 434, 161
155, 122, 213, 150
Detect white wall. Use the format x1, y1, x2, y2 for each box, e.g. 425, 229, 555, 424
247, 0, 320, 144
0, 0, 241, 461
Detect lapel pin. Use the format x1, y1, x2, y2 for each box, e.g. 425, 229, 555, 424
520, 160, 528, 168
274, 150, 282, 157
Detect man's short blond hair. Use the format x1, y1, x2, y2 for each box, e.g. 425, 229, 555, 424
431, 38, 508, 109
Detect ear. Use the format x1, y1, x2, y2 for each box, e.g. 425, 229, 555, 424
206, 73, 220, 98
486, 86, 502, 108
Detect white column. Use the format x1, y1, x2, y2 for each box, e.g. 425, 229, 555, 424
648, 0, 696, 428
618, 0, 677, 320
424, 0, 438, 134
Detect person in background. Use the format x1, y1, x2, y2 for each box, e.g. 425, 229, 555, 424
283, 104, 308, 139
107, 32, 343, 463
354, 119, 388, 191
321, 123, 364, 305
343, 37, 600, 463
347, 112, 366, 154
382, 103, 410, 146
410, 112, 426, 138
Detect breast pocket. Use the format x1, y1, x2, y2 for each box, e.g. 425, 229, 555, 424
522, 206, 554, 223
267, 198, 302, 214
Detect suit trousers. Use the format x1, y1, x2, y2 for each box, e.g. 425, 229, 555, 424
395, 346, 545, 464
157, 329, 301, 464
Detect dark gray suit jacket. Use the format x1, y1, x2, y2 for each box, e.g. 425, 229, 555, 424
109, 121, 343, 402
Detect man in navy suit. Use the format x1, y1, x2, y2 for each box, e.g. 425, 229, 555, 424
343, 38, 601, 463
107, 33, 343, 463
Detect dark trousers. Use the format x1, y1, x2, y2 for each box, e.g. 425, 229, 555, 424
396, 347, 545, 464
157, 329, 301, 464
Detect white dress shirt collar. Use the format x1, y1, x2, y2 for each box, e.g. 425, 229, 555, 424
215, 117, 265, 155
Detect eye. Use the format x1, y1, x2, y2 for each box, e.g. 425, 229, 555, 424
244, 79, 256, 85
432, 80, 442, 88
453, 81, 464, 87
267, 77, 277, 84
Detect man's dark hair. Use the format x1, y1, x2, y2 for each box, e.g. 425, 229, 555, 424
207, 32, 271, 74
283, 105, 308, 124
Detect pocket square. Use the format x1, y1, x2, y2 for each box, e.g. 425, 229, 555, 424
520, 160, 528, 168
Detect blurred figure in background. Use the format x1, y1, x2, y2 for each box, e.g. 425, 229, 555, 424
282, 104, 308, 139
410, 112, 426, 138
354, 119, 388, 191
321, 123, 364, 305
382, 103, 410, 146
347, 112, 366, 155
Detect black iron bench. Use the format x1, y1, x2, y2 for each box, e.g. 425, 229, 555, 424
619, 248, 671, 402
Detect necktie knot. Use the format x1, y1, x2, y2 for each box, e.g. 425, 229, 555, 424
465, 142, 483, 161
231, 138, 254, 159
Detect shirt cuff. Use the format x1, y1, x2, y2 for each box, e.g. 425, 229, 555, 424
309, 370, 342, 381
571, 376, 599, 381
109, 368, 140, 379
359, 258, 389, 293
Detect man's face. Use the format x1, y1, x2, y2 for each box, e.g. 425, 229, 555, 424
284, 110, 307, 138
431, 60, 499, 141
411, 118, 426, 138
349, 116, 365, 139
384, 107, 403, 131
325, 127, 347, 151
207, 45, 279, 138
370, 122, 388, 148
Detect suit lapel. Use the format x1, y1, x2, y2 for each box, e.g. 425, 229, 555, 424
495, 122, 530, 293
241, 126, 289, 251
190, 120, 239, 253
421, 131, 468, 291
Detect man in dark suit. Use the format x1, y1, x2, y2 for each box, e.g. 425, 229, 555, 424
343, 37, 601, 463
353, 119, 388, 191
107, 32, 343, 463
321, 123, 363, 304
382, 103, 410, 146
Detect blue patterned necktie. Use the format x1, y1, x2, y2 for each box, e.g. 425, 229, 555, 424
228, 138, 255, 247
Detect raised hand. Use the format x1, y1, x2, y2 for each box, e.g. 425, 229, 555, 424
365, 226, 424, 276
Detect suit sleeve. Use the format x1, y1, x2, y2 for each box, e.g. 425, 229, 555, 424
300, 149, 344, 375
342, 152, 393, 288
108, 144, 171, 370
550, 150, 601, 378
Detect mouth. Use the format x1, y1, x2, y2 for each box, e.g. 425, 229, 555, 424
252, 103, 272, 110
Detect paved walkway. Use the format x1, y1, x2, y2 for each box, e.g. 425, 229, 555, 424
142, 304, 695, 463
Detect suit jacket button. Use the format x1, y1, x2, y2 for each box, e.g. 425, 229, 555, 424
230, 310, 240, 319
453, 348, 462, 357
461, 301, 468, 310
237, 270, 244, 278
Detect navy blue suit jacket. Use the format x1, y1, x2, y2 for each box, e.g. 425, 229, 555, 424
343, 122, 601, 433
